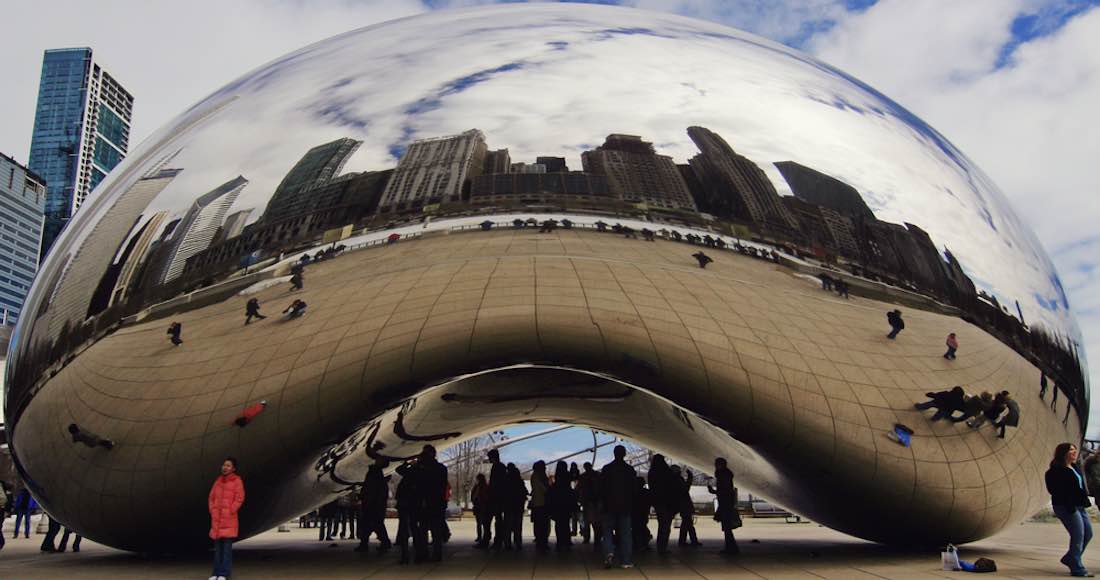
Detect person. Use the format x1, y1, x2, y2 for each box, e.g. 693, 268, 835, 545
1084, 452, 1100, 507
245, 298, 266, 324
709, 457, 741, 555
835, 278, 850, 299
993, 391, 1020, 438
648, 455, 676, 554
692, 251, 713, 269
886, 310, 904, 339
569, 462, 582, 537
290, 271, 304, 291
600, 445, 636, 569
416, 445, 448, 562
12, 488, 32, 539
1052, 380, 1061, 411
69, 423, 115, 449
485, 448, 507, 550
471, 473, 490, 547
356, 458, 391, 553
944, 333, 959, 359
632, 477, 652, 553
673, 465, 700, 546
1045, 443, 1093, 577
283, 299, 307, 319
0, 484, 6, 551
208, 457, 245, 580
914, 387, 967, 422
394, 459, 421, 564
1041, 372, 1050, 399
57, 527, 82, 552
317, 499, 338, 541
40, 515, 61, 552
167, 321, 183, 346
529, 460, 551, 550
547, 461, 575, 551
951, 392, 992, 424
577, 462, 600, 545
968, 391, 1006, 429
819, 273, 834, 291
504, 463, 528, 550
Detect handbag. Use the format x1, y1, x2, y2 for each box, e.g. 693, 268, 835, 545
941, 544, 961, 571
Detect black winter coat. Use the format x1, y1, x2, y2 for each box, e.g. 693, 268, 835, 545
1046, 464, 1092, 509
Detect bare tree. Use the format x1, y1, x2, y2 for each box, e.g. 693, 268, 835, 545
442, 435, 493, 508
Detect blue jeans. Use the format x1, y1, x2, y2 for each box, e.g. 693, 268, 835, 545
1054, 505, 1093, 574
601, 513, 633, 565
13, 508, 31, 537
212, 538, 233, 577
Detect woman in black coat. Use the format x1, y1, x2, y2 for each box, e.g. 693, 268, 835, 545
1045, 443, 1093, 577
547, 461, 576, 551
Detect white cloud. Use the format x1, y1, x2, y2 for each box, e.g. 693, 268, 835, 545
806, 0, 1100, 434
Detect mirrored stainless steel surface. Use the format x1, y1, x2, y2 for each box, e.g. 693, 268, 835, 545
3, 3, 1087, 551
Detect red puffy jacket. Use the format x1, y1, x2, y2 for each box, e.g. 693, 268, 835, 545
208, 473, 245, 539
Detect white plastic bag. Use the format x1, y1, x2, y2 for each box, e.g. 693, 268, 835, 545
941, 544, 961, 571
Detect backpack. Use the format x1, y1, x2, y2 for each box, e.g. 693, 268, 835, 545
973, 557, 997, 573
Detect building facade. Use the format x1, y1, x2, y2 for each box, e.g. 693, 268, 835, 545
378, 129, 487, 212
686, 126, 797, 233
161, 176, 247, 283
581, 134, 696, 211
263, 138, 361, 223
0, 153, 46, 325
470, 171, 611, 205
29, 48, 133, 258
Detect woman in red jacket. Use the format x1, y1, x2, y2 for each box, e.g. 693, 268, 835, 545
208, 457, 245, 580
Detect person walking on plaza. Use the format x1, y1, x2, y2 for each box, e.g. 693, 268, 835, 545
290, 271, 304, 292
1052, 380, 1061, 411
944, 332, 959, 359
394, 459, 421, 564
674, 465, 700, 546
632, 477, 653, 553
40, 515, 61, 552
167, 321, 183, 346
504, 463, 528, 550
485, 448, 507, 550
569, 462, 582, 537
709, 457, 741, 555
1046, 443, 1093, 577
577, 461, 600, 545
12, 488, 33, 539
914, 386, 967, 421
318, 499, 338, 541
471, 473, 490, 547
692, 251, 713, 269
886, 309, 904, 339
648, 454, 677, 554
244, 298, 266, 325
600, 445, 637, 569
58, 526, 82, 552
548, 461, 576, 551
208, 457, 245, 580
1041, 372, 1050, 399
356, 458, 391, 554
529, 461, 551, 550
416, 445, 449, 563
993, 391, 1020, 439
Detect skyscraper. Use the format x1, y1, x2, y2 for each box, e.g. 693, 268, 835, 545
262, 138, 361, 223
0, 153, 46, 325
162, 176, 247, 283
29, 48, 133, 258
108, 210, 168, 308
686, 126, 797, 233
581, 134, 696, 211
774, 161, 875, 223
379, 129, 488, 212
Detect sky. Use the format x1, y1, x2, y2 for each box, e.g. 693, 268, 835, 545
1, 0, 1098, 453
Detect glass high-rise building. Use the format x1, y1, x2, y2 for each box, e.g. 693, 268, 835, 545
28, 47, 133, 259
0, 152, 46, 325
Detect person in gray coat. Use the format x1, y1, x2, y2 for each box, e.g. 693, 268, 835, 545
993, 391, 1020, 439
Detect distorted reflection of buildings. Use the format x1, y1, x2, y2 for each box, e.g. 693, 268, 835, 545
19, 124, 1085, 432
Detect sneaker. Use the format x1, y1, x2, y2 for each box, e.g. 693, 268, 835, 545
620, 563, 634, 569
603, 554, 616, 569
208, 576, 219, 580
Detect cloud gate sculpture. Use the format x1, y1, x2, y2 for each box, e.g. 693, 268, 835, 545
3, 4, 1088, 551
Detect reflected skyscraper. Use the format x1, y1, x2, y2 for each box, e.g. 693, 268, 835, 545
28, 48, 133, 258
263, 138, 361, 223
161, 176, 247, 283
581, 134, 696, 211
0, 153, 46, 325
379, 129, 488, 212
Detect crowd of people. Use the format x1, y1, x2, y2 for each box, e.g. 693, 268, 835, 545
914, 387, 1021, 438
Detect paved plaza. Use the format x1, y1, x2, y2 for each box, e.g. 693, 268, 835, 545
1, 516, 1095, 578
